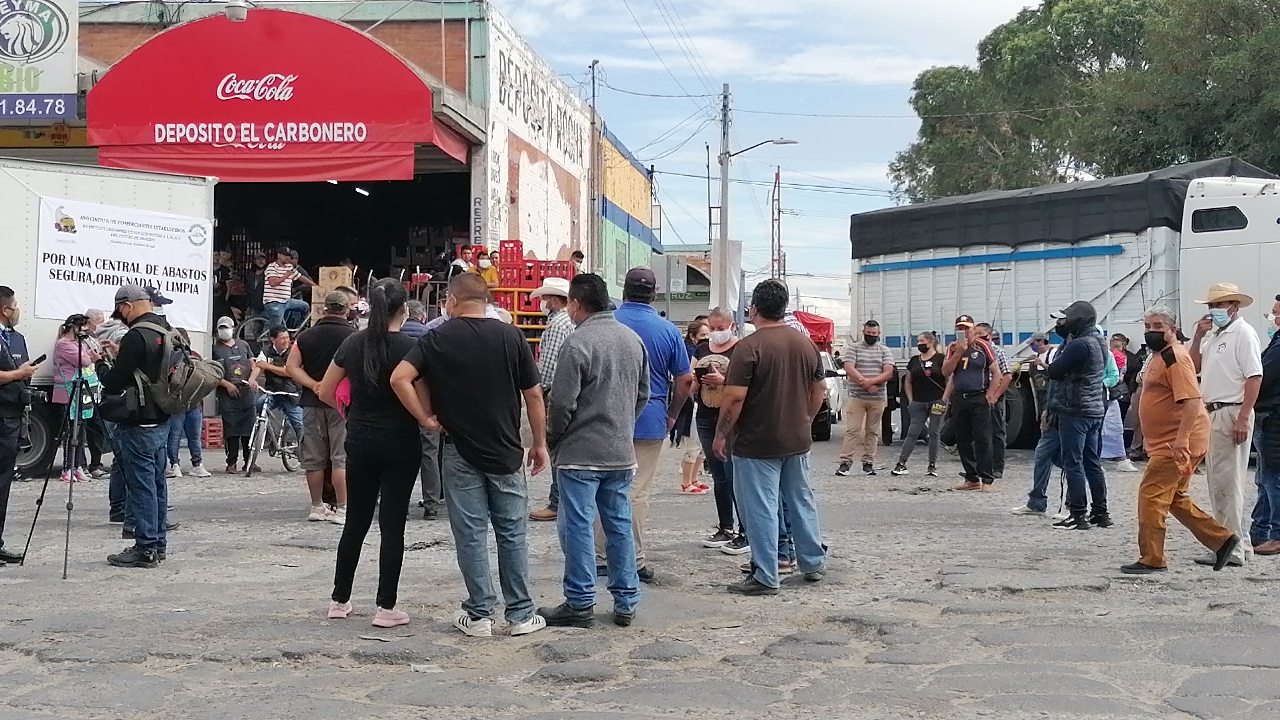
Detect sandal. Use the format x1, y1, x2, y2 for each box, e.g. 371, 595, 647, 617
680, 483, 710, 495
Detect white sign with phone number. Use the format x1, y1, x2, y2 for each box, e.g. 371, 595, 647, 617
35, 197, 214, 332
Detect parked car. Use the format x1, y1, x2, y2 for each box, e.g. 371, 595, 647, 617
813, 351, 845, 441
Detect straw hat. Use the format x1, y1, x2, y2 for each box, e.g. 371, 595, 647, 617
694, 354, 731, 408
1196, 283, 1253, 308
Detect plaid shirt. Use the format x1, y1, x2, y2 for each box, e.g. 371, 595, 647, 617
539, 308, 575, 390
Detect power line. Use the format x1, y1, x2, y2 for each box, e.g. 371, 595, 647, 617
644, 118, 715, 162
650, 0, 717, 94
655, 170, 895, 197
633, 106, 712, 154
599, 80, 716, 99
617, 0, 701, 104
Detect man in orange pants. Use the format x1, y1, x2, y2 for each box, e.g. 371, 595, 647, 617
1122, 306, 1241, 574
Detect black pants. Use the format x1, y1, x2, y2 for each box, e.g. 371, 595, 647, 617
0, 416, 19, 547
952, 392, 994, 483
696, 415, 743, 534
332, 426, 421, 609
225, 436, 250, 467
990, 396, 1007, 476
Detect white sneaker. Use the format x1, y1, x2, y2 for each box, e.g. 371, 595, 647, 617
1010, 505, 1045, 515
509, 614, 546, 636
328, 506, 346, 526
1107, 458, 1140, 473
189, 463, 212, 478
454, 609, 493, 637
307, 505, 333, 522
1052, 510, 1070, 520
165, 463, 181, 479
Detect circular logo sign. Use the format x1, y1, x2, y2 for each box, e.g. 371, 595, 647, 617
48, 122, 68, 146
0, 0, 71, 64
187, 223, 209, 247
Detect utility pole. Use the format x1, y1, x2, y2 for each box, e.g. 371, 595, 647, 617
715, 83, 731, 311
770, 166, 782, 278
588, 59, 601, 272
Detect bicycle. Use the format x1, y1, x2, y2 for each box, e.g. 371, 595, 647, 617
246, 390, 301, 478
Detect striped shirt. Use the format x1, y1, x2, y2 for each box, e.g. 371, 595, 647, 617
262, 262, 299, 304
841, 340, 895, 400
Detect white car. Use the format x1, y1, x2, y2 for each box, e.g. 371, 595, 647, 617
812, 351, 846, 441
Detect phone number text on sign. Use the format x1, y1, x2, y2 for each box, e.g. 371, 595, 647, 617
0, 94, 76, 119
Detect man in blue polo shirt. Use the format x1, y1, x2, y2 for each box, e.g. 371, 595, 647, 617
599, 268, 694, 581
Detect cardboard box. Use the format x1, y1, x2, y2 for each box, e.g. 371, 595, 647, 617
316, 266, 354, 290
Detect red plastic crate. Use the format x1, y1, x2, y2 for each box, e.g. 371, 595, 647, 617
493, 291, 514, 311
201, 417, 224, 449
548, 260, 572, 280
499, 266, 521, 288
517, 291, 538, 312
519, 261, 539, 288
500, 240, 523, 264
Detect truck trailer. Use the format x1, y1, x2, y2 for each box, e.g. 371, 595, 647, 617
0, 158, 216, 474
849, 157, 1279, 448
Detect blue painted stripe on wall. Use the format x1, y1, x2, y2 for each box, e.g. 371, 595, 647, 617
602, 197, 661, 252
602, 124, 651, 179
860, 245, 1123, 273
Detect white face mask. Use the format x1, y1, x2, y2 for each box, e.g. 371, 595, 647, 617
539, 300, 552, 316
708, 329, 733, 345
217, 328, 233, 341
478, 259, 492, 269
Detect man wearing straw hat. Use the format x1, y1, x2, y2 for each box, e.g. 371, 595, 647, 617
1189, 282, 1263, 567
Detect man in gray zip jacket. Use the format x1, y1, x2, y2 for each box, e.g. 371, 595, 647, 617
537, 274, 650, 629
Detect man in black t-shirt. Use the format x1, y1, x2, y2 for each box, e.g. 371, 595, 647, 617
288, 293, 356, 523
391, 272, 549, 639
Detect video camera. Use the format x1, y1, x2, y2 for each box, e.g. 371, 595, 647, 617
61, 313, 91, 339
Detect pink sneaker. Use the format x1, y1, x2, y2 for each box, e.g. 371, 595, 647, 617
327, 601, 352, 619
371, 607, 410, 628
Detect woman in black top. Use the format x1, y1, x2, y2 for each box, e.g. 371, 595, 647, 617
318, 278, 421, 629
892, 332, 946, 477
690, 309, 746, 551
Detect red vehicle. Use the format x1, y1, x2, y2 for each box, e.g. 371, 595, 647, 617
793, 310, 834, 353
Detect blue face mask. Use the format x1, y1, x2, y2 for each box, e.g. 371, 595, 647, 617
1209, 308, 1232, 328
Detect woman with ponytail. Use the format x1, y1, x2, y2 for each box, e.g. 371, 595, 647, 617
318, 278, 421, 628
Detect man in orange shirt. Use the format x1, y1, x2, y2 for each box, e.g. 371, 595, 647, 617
1121, 306, 1241, 574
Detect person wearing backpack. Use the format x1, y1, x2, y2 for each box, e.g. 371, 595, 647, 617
100, 285, 174, 569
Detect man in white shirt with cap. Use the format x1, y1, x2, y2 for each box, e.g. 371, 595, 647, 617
1190, 282, 1264, 567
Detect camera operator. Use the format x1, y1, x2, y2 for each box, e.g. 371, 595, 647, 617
100, 285, 171, 569
51, 314, 101, 483
0, 287, 36, 564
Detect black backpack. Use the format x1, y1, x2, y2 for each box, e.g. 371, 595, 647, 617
130, 322, 224, 414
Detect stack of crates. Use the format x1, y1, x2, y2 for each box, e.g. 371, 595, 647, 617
201, 417, 224, 449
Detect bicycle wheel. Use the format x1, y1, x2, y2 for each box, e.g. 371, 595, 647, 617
280, 421, 299, 472
237, 316, 269, 344
246, 416, 266, 478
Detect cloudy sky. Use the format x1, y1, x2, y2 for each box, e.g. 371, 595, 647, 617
493, 0, 1034, 327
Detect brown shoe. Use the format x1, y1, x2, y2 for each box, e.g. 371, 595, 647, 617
953, 481, 982, 491
979, 483, 996, 493
529, 508, 557, 522
1255, 540, 1280, 556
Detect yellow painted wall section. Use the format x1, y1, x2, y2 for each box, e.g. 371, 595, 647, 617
602, 139, 652, 225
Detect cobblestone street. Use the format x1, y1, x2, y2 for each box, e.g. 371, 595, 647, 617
3, 424, 1278, 719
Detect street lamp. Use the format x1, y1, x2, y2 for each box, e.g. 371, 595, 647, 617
225, 0, 250, 22
715, 137, 798, 311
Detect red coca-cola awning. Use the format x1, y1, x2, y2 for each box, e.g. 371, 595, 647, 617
87, 9, 468, 182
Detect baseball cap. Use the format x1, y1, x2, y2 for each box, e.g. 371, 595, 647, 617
216, 316, 235, 329
323, 290, 350, 311
1030, 332, 1050, 342
624, 267, 657, 299
113, 284, 150, 306
954, 315, 976, 328
144, 286, 173, 306
1049, 308, 1068, 319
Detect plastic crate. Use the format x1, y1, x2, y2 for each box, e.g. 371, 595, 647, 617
499, 266, 521, 288
517, 291, 538, 312
519, 261, 539, 288
201, 417, 224, 449
493, 291, 514, 311
545, 260, 573, 280
499, 240, 523, 264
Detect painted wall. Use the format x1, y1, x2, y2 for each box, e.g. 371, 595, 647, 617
471, 7, 589, 261
600, 124, 658, 298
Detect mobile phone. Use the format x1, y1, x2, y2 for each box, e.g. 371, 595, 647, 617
30, 354, 47, 365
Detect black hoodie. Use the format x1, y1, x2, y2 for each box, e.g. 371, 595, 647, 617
1046, 301, 1106, 418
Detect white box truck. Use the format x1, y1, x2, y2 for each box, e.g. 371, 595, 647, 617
849, 157, 1279, 448
0, 158, 216, 473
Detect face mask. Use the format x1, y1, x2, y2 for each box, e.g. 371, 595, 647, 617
217, 328, 233, 341
1209, 308, 1232, 328
1, 307, 17, 328
479, 259, 492, 269
539, 300, 551, 316
1270, 327, 1277, 340
864, 334, 879, 345
1145, 330, 1169, 352
709, 329, 733, 345
917, 344, 930, 354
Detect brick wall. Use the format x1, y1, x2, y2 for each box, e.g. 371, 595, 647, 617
80, 19, 470, 94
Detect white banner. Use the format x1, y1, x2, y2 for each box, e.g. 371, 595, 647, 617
36, 197, 213, 332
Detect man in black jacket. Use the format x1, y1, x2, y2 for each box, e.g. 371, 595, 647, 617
100, 285, 171, 568
0, 286, 37, 564
1044, 301, 1108, 531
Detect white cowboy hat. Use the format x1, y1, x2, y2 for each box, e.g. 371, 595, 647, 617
1196, 282, 1254, 308
529, 277, 570, 299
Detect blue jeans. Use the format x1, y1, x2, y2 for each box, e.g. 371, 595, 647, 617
441, 445, 535, 623
1058, 414, 1106, 515
1251, 416, 1280, 543
262, 299, 310, 329
732, 453, 825, 589
556, 467, 640, 614
696, 416, 740, 533
167, 406, 203, 466
267, 395, 304, 440
1027, 422, 1062, 513
116, 424, 169, 551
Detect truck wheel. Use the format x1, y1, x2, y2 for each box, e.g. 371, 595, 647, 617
1005, 381, 1040, 449
812, 411, 832, 442
16, 406, 58, 477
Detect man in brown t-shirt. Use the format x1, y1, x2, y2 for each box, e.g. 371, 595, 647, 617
1122, 306, 1239, 574
713, 279, 827, 594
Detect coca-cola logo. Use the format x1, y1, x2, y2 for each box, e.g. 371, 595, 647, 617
216, 73, 298, 101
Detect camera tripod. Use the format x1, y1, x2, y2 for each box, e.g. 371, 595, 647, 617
21, 334, 92, 579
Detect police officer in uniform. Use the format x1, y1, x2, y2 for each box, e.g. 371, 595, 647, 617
0, 286, 38, 564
